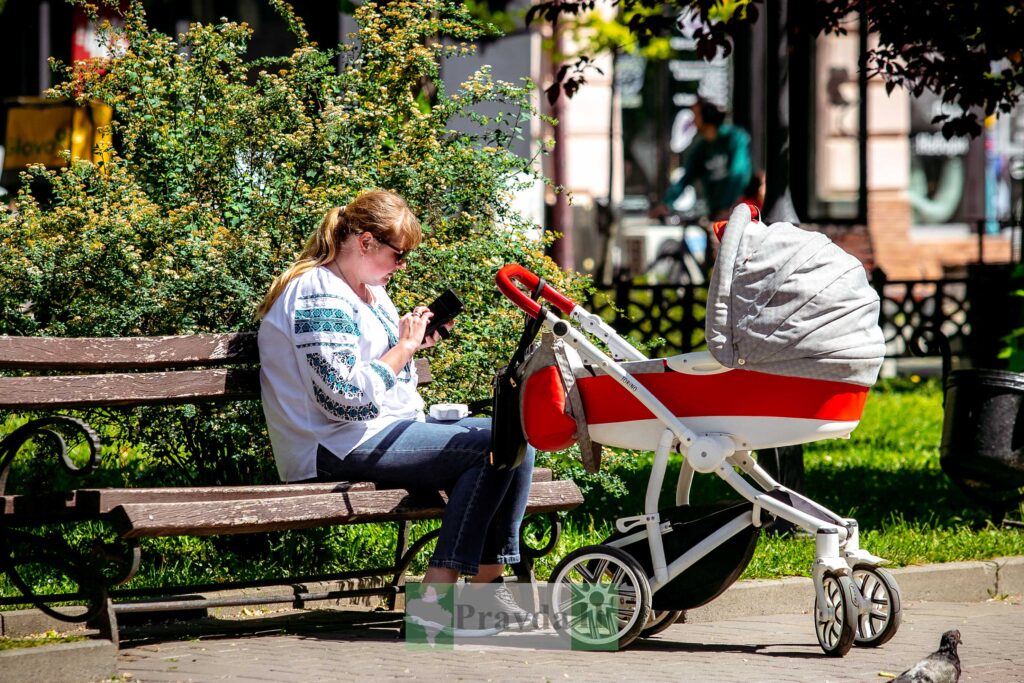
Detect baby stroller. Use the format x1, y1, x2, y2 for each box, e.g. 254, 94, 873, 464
495, 204, 901, 656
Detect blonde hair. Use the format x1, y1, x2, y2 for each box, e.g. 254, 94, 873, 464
257, 190, 422, 318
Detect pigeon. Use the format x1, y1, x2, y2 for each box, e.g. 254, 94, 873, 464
893, 629, 962, 683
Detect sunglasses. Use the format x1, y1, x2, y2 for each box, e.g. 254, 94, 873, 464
373, 235, 409, 264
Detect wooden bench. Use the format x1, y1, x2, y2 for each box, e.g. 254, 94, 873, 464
0, 332, 583, 645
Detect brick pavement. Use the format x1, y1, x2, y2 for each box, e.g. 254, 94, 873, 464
115, 599, 1023, 682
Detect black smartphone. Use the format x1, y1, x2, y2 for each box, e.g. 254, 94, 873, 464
423, 288, 464, 341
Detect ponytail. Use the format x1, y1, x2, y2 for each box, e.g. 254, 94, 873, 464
257, 207, 349, 318
257, 191, 421, 318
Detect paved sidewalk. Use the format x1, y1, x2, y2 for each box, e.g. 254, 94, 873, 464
115, 599, 1023, 682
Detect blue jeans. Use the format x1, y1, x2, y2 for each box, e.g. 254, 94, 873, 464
316, 417, 535, 575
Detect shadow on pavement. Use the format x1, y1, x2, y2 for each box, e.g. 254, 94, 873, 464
631, 637, 826, 659
119, 607, 404, 648
120, 606, 828, 661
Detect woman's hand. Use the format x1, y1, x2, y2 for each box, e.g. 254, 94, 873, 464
398, 306, 432, 352
380, 306, 431, 376
419, 319, 456, 350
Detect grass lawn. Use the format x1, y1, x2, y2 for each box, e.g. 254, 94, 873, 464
0, 630, 86, 651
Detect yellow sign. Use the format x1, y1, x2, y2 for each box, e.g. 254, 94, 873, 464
3, 98, 113, 171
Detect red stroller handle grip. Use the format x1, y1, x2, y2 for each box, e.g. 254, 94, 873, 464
496, 264, 577, 318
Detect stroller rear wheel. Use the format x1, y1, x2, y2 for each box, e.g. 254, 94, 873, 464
549, 545, 653, 650
640, 610, 683, 639
814, 571, 858, 657
851, 565, 902, 647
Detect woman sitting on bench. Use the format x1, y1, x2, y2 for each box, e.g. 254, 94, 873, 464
256, 189, 535, 619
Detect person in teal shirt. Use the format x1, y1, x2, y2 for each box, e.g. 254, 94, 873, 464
654, 99, 753, 221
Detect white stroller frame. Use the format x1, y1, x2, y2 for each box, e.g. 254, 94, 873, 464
497, 265, 902, 655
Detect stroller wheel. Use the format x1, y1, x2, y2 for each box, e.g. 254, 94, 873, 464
851, 565, 902, 647
549, 545, 653, 651
639, 610, 683, 639
814, 571, 858, 657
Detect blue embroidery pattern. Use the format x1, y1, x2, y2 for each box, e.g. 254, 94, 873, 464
332, 348, 357, 368
306, 353, 363, 399
312, 384, 378, 421
374, 304, 397, 326
294, 308, 359, 335
369, 361, 396, 390
366, 305, 415, 377
298, 293, 349, 302
296, 341, 354, 350
367, 306, 398, 347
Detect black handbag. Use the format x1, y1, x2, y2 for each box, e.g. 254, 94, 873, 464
489, 285, 547, 470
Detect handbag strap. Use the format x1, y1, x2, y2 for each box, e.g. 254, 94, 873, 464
507, 278, 548, 374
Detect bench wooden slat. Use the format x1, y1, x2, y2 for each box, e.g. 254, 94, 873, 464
0, 334, 435, 381
0, 333, 258, 370
111, 479, 583, 538
413, 357, 431, 384
0, 359, 435, 410
64, 468, 553, 515
530, 467, 553, 483
0, 492, 79, 524
0, 368, 261, 410
75, 482, 378, 515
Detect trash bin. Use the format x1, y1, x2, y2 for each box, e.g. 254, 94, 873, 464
940, 368, 1024, 517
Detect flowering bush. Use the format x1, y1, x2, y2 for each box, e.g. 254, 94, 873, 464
0, 0, 583, 484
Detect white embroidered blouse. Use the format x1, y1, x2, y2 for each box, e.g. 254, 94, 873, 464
258, 266, 424, 482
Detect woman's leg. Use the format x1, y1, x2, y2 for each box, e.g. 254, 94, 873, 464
319, 417, 517, 576
474, 446, 535, 579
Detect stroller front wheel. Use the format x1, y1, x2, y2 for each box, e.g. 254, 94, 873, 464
814, 571, 858, 657
851, 565, 902, 647
549, 545, 653, 651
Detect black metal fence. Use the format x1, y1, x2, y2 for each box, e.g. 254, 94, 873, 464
874, 278, 970, 358
588, 276, 974, 360
588, 283, 709, 356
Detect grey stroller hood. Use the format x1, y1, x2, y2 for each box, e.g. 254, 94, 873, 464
705, 204, 885, 387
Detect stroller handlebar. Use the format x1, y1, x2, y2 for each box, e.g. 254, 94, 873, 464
496, 264, 577, 318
